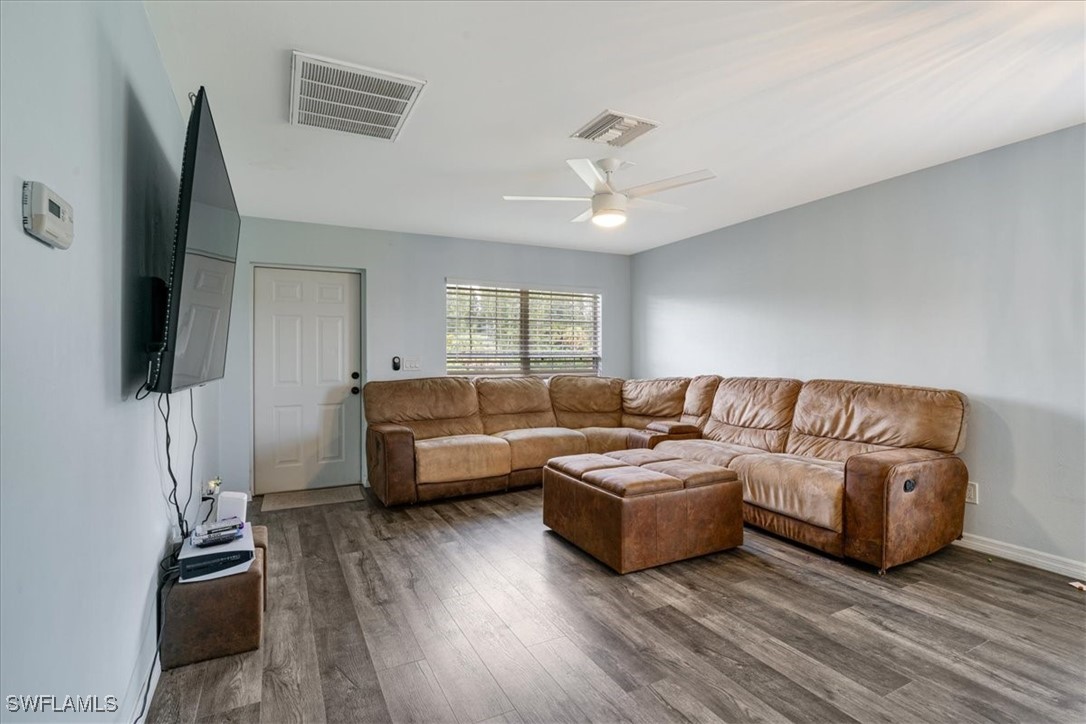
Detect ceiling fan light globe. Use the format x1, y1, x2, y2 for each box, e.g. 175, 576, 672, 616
591, 211, 627, 228
590, 192, 627, 228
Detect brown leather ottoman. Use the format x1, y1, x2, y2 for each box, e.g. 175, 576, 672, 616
160, 525, 268, 669
543, 450, 742, 574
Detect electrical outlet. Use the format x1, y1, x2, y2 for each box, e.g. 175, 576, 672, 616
966, 481, 979, 505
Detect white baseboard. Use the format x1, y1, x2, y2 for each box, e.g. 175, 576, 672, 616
953, 533, 1086, 579
120, 618, 161, 723
125, 664, 160, 723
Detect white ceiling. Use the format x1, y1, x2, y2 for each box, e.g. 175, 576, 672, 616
145, 1, 1084, 255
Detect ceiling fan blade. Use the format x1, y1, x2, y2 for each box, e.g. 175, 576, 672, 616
628, 197, 685, 213
623, 169, 716, 198
566, 159, 607, 192
570, 208, 594, 223
503, 195, 591, 202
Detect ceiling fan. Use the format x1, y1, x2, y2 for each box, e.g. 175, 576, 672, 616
503, 158, 715, 228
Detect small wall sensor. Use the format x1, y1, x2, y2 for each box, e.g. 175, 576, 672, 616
392, 356, 402, 371
22, 181, 74, 249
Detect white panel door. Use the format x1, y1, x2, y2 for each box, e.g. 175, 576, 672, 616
253, 267, 362, 494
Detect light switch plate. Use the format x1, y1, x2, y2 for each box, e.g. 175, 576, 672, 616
404, 358, 421, 371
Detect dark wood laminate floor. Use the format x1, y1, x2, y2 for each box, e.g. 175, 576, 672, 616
149, 489, 1086, 724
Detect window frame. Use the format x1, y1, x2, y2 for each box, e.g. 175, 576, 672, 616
444, 279, 603, 377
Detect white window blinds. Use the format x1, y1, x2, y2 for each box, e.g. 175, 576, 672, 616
446, 283, 602, 376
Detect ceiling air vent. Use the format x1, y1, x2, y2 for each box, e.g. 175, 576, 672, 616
571, 110, 659, 147
289, 51, 426, 141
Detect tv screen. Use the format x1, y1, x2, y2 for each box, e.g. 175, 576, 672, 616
149, 87, 240, 393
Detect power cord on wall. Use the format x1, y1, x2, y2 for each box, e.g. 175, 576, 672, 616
157, 392, 189, 544
185, 388, 198, 529
201, 499, 215, 525
135, 389, 201, 721
132, 566, 179, 724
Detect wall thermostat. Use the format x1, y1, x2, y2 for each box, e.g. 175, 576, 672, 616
22, 181, 74, 249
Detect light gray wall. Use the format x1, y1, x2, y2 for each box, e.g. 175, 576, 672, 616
631, 125, 1085, 564
220, 217, 631, 492
0, 2, 219, 720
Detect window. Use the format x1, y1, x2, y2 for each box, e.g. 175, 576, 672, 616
446, 282, 602, 376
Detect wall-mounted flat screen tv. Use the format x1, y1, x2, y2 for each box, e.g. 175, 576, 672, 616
147, 86, 240, 393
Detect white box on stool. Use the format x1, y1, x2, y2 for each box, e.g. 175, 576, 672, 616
217, 491, 248, 523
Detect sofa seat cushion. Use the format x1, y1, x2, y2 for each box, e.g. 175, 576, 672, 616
414, 435, 511, 484
581, 466, 683, 498
655, 439, 765, 468
729, 453, 844, 532
492, 427, 587, 470
579, 427, 642, 453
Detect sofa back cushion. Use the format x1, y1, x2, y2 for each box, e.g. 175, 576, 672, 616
702, 377, 803, 452
476, 377, 557, 433
786, 379, 969, 461
549, 375, 623, 428
681, 375, 721, 426
621, 377, 690, 428
363, 377, 483, 440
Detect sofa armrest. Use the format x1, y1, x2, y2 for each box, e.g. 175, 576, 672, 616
627, 430, 665, 449
646, 421, 701, 435
844, 448, 968, 572
627, 428, 701, 450
365, 423, 418, 505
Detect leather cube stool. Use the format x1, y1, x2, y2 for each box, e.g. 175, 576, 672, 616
161, 546, 264, 669
252, 524, 268, 610
543, 452, 742, 574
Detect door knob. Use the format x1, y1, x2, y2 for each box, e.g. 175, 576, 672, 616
351, 386, 360, 395
351, 372, 360, 379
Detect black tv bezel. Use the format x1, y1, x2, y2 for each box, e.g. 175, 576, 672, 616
147, 86, 238, 394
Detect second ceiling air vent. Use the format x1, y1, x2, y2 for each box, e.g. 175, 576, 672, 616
289, 51, 426, 141
571, 110, 660, 147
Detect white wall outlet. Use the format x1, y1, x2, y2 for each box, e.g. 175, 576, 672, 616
966, 481, 979, 505
204, 476, 222, 497
405, 358, 421, 371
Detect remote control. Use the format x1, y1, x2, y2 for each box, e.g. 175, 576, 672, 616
206, 517, 244, 534
194, 517, 244, 539
194, 529, 243, 548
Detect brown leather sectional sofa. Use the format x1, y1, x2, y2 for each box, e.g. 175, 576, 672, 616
364, 374, 969, 571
